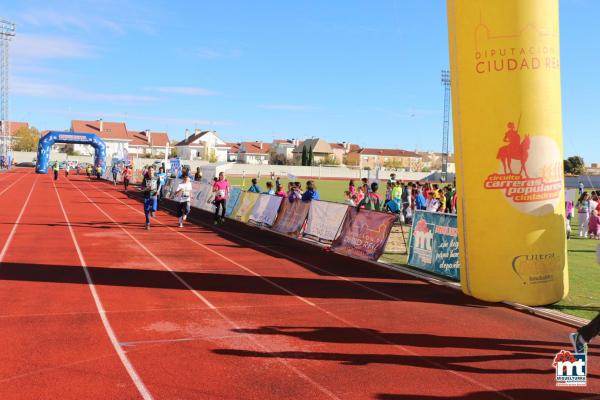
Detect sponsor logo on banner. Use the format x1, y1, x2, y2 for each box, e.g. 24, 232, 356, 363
303, 201, 348, 243
512, 253, 561, 285
484, 121, 562, 216
553, 350, 586, 387
413, 218, 434, 264
330, 208, 396, 261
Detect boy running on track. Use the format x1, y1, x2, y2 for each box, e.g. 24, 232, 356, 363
213, 172, 230, 225
141, 166, 159, 230
86, 165, 92, 178
572, 313, 600, 354
64, 163, 70, 177
112, 164, 119, 185
53, 162, 60, 181
175, 174, 192, 228
122, 166, 132, 191
96, 165, 102, 179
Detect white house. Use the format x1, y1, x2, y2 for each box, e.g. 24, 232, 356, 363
238, 141, 271, 164
175, 129, 229, 162
128, 130, 171, 158
270, 139, 297, 164
71, 119, 130, 158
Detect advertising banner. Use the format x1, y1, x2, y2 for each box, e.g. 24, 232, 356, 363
447, 0, 567, 305
271, 200, 311, 236
225, 187, 242, 217
249, 194, 283, 227
331, 208, 397, 261
408, 211, 460, 281
303, 201, 348, 243
169, 158, 182, 178
230, 192, 260, 223
162, 178, 180, 200
191, 182, 213, 211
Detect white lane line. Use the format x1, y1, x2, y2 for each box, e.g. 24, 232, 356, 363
0, 170, 32, 198
76, 180, 341, 400
65, 182, 216, 310
97, 184, 513, 399
96, 187, 316, 307
0, 175, 38, 263
52, 178, 153, 400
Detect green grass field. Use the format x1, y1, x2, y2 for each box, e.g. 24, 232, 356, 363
226, 175, 599, 319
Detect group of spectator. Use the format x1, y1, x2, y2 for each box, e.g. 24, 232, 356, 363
571, 191, 600, 239
247, 177, 320, 202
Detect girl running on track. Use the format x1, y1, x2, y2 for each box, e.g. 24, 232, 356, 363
141, 166, 159, 230
175, 174, 192, 228
213, 172, 230, 225
122, 166, 132, 191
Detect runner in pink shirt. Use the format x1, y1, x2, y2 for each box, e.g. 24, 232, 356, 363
213, 172, 230, 225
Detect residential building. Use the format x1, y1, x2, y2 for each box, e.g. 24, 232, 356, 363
128, 130, 171, 158
270, 139, 298, 164
330, 142, 360, 164
0, 121, 29, 150
227, 143, 240, 162
346, 148, 422, 171
71, 119, 130, 158
174, 129, 229, 162
292, 138, 334, 164
238, 141, 271, 164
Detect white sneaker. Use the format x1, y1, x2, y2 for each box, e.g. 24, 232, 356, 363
183, 215, 187, 221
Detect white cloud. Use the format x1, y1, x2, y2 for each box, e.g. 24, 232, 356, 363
12, 34, 97, 60
13, 79, 157, 103
258, 104, 317, 111
194, 47, 242, 60
34, 108, 236, 127
146, 86, 219, 96
19, 8, 125, 34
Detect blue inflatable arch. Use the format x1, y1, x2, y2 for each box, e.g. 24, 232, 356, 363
36, 131, 107, 174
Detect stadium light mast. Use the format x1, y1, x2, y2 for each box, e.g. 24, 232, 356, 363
441, 69, 451, 182
0, 19, 16, 159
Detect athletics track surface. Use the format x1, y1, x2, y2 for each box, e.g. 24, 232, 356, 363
0, 168, 598, 400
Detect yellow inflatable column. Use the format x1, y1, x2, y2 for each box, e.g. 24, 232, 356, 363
447, 0, 567, 305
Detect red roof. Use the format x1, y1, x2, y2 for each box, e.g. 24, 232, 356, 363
273, 139, 294, 145
127, 131, 170, 147
72, 120, 129, 140
0, 121, 29, 136
358, 148, 420, 157
226, 142, 240, 152
240, 141, 271, 154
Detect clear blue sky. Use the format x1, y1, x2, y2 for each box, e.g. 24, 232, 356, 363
3, 0, 598, 161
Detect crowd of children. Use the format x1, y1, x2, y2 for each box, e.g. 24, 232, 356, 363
570, 191, 600, 239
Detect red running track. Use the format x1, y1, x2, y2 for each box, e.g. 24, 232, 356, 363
0, 168, 598, 399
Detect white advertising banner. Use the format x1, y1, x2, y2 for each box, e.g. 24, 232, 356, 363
304, 201, 349, 243
191, 182, 214, 211
249, 194, 283, 227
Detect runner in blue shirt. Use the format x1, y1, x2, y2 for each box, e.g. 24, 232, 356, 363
155, 166, 167, 212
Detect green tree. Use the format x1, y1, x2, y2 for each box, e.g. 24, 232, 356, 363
13, 126, 40, 151
308, 146, 314, 166
564, 159, 573, 174
567, 156, 585, 175
208, 149, 218, 163
301, 145, 308, 166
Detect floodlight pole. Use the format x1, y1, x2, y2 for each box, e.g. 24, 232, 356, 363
0, 19, 16, 161
441, 69, 451, 182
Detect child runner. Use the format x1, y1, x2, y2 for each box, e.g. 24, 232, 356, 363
156, 167, 167, 212
86, 164, 92, 178
64, 163, 70, 178
96, 165, 102, 179
112, 164, 119, 185
175, 174, 192, 228
213, 172, 230, 224
141, 166, 159, 230
123, 166, 132, 191
53, 162, 60, 181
